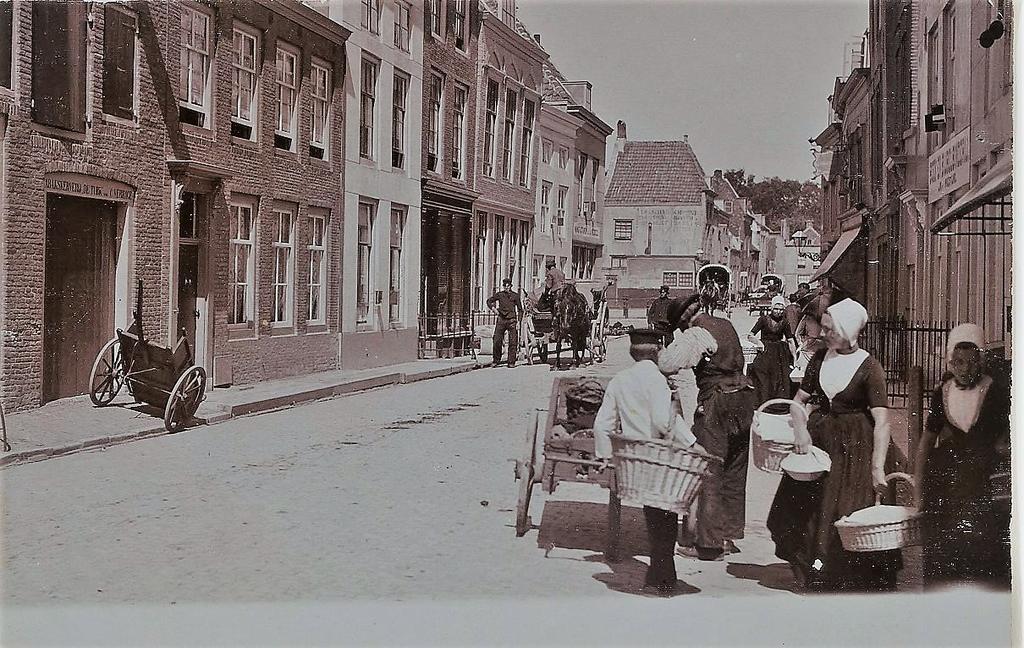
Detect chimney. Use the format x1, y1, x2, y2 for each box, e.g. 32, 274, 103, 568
683, 134, 689, 143
533, 33, 541, 45
616, 120, 626, 139
714, 169, 723, 179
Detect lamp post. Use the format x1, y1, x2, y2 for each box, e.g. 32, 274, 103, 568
789, 230, 822, 262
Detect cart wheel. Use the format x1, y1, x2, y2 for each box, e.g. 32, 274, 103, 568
163, 366, 207, 433
89, 337, 124, 406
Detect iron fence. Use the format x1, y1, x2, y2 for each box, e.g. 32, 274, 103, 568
859, 319, 951, 406
417, 310, 509, 359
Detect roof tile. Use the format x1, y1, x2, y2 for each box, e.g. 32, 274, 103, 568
606, 140, 709, 205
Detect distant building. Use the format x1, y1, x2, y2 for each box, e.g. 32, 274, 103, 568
774, 220, 822, 292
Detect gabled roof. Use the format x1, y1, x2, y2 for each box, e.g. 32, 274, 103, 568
710, 173, 739, 200
606, 140, 708, 205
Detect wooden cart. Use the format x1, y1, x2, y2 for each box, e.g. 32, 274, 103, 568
513, 375, 623, 561
88, 281, 207, 433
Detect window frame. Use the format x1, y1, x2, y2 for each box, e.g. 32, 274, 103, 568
307, 210, 328, 325
230, 23, 259, 140
452, 0, 467, 51
274, 43, 300, 151
389, 207, 405, 323
452, 83, 468, 180
271, 206, 297, 327
179, 5, 213, 128
357, 202, 376, 324
394, 1, 411, 52
426, 72, 443, 172
428, 0, 443, 38
392, 71, 409, 169
614, 219, 633, 241
541, 139, 553, 164
502, 88, 518, 182
310, 60, 331, 159
558, 146, 569, 170
556, 186, 568, 235
539, 182, 551, 231
519, 98, 535, 188
228, 199, 257, 328
102, 4, 138, 123
360, 57, 379, 160
362, 0, 381, 35
482, 79, 499, 178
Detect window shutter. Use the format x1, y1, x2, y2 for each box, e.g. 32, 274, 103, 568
32, 2, 87, 132
103, 7, 136, 120
0, 3, 12, 89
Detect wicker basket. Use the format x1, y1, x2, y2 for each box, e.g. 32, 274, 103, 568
610, 435, 719, 514
750, 398, 806, 474
834, 473, 922, 552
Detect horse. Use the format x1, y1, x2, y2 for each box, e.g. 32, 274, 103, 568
698, 280, 725, 316
551, 283, 591, 370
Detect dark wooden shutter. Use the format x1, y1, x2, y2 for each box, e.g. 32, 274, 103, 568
103, 7, 135, 120
0, 3, 12, 89
32, 1, 87, 132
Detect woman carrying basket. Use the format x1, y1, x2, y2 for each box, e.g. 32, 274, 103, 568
766, 298, 902, 592
913, 323, 1011, 590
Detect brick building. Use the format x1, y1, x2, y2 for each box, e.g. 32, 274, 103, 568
0, 0, 349, 413
417, 0, 480, 357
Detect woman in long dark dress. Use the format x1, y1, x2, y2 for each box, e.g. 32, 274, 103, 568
767, 298, 902, 592
747, 296, 796, 404
913, 323, 1011, 590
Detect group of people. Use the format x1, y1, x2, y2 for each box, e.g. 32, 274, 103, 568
593, 280, 1011, 596
484, 260, 566, 368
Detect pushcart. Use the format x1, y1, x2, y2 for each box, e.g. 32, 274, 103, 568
88, 281, 207, 433
513, 376, 624, 560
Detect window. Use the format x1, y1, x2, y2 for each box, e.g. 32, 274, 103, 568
229, 201, 256, 326
389, 208, 404, 322
310, 62, 331, 159
33, 2, 87, 131
357, 203, 375, 323
532, 255, 544, 289
362, 0, 380, 34
519, 99, 535, 187
275, 46, 298, 150
360, 58, 377, 159
558, 146, 569, 169
103, 6, 137, 121
452, 0, 466, 50
428, 0, 442, 37
178, 6, 211, 127
679, 272, 694, 289
392, 72, 408, 168
492, 215, 504, 291
307, 212, 327, 324
663, 272, 678, 287
942, 5, 956, 133
517, 221, 530, 290
394, 1, 411, 52
610, 256, 625, 269
474, 216, 486, 308
541, 140, 553, 164
556, 186, 567, 234
539, 182, 551, 231
230, 26, 258, 139
426, 73, 442, 171
502, 89, 517, 182
0, 2, 11, 89
272, 208, 295, 325
482, 80, 499, 177
452, 84, 467, 179
614, 220, 632, 240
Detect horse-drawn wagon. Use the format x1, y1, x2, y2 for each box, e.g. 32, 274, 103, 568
748, 273, 785, 315
521, 284, 608, 367
697, 264, 731, 316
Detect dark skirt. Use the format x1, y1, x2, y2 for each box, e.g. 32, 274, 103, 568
767, 409, 902, 591
921, 435, 1010, 589
748, 341, 792, 405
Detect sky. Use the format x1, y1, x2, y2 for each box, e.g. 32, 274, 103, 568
517, 0, 868, 182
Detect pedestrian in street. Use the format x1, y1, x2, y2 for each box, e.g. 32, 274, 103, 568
766, 298, 902, 592
486, 278, 523, 368
659, 294, 756, 561
647, 285, 674, 346
913, 323, 1011, 591
544, 259, 566, 303
747, 296, 797, 405
785, 283, 811, 334
593, 329, 700, 596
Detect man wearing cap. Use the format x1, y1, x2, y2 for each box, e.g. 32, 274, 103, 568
785, 283, 812, 335
593, 328, 699, 595
647, 285, 674, 346
659, 294, 756, 561
544, 259, 566, 303
486, 278, 523, 368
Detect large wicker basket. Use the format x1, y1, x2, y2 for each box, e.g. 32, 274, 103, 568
834, 473, 922, 552
750, 398, 806, 474
610, 435, 719, 514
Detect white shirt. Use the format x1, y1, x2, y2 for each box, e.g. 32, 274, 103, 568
819, 348, 869, 400
943, 374, 992, 433
592, 360, 697, 459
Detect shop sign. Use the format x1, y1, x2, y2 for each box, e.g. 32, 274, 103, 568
928, 128, 970, 203
44, 173, 136, 202
573, 222, 600, 239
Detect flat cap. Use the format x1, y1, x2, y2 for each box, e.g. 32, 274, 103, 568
628, 328, 664, 346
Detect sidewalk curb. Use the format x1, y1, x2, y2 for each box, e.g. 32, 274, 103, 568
0, 361, 483, 469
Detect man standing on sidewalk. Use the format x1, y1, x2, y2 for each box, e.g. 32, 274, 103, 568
660, 294, 755, 561
486, 278, 523, 368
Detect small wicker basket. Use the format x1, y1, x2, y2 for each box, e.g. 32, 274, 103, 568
610, 435, 719, 514
834, 473, 922, 552
750, 399, 806, 474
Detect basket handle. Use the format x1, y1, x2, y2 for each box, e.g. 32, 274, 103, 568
875, 471, 915, 505
756, 398, 809, 418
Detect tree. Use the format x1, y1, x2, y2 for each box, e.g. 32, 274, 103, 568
723, 168, 821, 232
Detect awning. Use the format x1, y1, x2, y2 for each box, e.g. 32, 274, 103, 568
810, 229, 860, 282
931, 156, 1012, 233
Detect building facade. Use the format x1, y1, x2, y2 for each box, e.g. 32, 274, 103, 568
1, 0, 349, 412
532, 102, 579, 290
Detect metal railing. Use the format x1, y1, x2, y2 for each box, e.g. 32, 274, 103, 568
859, 319, 952, 406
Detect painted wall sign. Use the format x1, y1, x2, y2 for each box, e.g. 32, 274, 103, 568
928, 128, 970, 203
44, 173, 136, 202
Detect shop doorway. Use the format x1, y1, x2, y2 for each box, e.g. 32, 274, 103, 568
175, 191, 208, 373
43, 195, 118, 402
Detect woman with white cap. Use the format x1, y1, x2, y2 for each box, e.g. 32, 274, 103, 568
766, 298, 902, 591
913, 323, 1011, 590
746, 296, 797, 404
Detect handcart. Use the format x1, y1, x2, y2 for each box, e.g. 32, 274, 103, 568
88, 281, 207, 433
513, 376, 624, 560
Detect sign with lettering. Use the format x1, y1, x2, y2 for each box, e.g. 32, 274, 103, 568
635, 206, 700, 255
43, 173, 136, 203
572, 222, 600, 239
928, 128, 970, 203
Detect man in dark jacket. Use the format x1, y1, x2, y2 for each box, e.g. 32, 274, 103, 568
486, 278, 523, 368
647, 285, 673, 346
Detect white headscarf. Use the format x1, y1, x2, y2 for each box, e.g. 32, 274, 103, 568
825, 298, 868, 346
771, 296, 787, 309
946, 323, 986, 362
